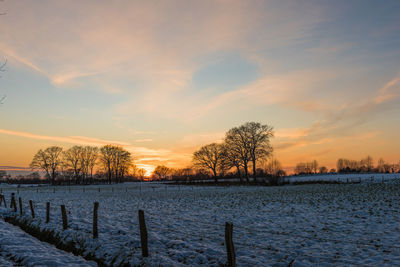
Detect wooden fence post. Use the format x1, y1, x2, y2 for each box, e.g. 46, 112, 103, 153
138, 210, 149, 257
29, 200, 35, 218
61, 205, 68, 230
1, 194, 6, 207
11, 193, 17, 212
225, 222, 236, 267
93, 202, 99, 239
46, 202, 50, 223
19, 197, 23, 215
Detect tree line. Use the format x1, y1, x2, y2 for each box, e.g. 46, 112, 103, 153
294, 156, 400, 175
188, 122, 280, 183
29, 145, 136, 185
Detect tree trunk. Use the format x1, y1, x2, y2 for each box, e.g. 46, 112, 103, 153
244, 162, 249, 182
51, 169, 56, 185
213, 169, 218, 183
236, 166, 242, 182
108, 169, 112, 184
252, 158, 257, 182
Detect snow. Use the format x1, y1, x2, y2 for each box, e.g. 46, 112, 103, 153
0, 173, 400, 266
284, 173, 400, 183
0, 218, 96, 266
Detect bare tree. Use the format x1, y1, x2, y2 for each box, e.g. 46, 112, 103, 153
193, 143, 225, 182
245, 122, 274, 179
63, 146, 83, 184
113, 148, 133, 183
365, 155, 374, 172
265, 158, 282, 176
222, 144, 243, 181
99, 145, 115, 184
99, 145, 132, 184
225, 126, 251, 181
137, 168, 146, 181
311, 160, 318, 174
87, 147, 99, 181
30, 146, 63, 185
80, 146, 98, 184
319, 166, 328, 174
153, 165, 170, 180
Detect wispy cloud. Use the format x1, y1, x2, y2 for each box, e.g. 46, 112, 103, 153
0, 128, 193, 171
0, 129, 130, 146
273, 74, 400, 154
135, 139, 152, 143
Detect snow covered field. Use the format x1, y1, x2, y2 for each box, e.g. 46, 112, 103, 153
0, 219, 95, 266
0, 173, 400, 266
284, 172, 400, 184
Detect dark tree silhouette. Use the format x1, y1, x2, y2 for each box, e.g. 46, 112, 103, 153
30, 146, 63, 185
99, 145, 132, 184
152, 165, 170, 180
193, 143, 225, 182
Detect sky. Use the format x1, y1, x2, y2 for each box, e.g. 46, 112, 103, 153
0, 0, 399, 175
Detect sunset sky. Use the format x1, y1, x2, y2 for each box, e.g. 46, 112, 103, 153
0, 0, 399, 175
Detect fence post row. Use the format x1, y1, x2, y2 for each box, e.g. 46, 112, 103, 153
61, 205, 68, 230
93, 202, 99, 239
138, 209, 149, 257
225, 222, 236, 267
29, 200, 35, 218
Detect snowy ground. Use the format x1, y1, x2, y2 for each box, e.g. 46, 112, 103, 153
0, 218, 95, 266
0, 173, 399, 266
283, 172, 400, 183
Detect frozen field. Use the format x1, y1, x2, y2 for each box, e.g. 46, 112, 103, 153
0, 218, 95, 266
0, 173, 400, 266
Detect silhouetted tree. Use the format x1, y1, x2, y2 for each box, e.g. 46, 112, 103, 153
137, 168, 146, 181
153, 165, 170, 180
99, 145, 115, 184
245, 122, 274, 178
319, 166, 328, 174
265, 158, 282, 176
193, 143, 225, 182
63, 146, 83, 184
225, 122, 273, 181
80, 146, 99, 183
113, 147, 133, 183
99, 145, 133, 184
30, 146, 63, 185
225, 127, 251, 181
222, 143, 243, 181
311, 160, 318, 174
